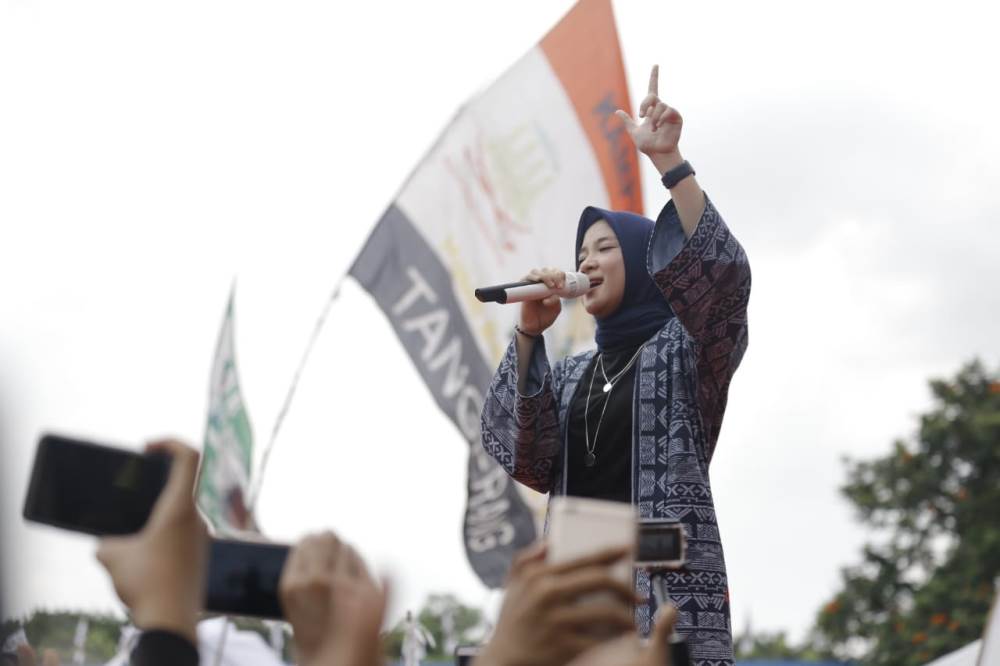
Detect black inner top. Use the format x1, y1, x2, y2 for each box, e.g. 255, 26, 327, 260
565, 343, 642, 503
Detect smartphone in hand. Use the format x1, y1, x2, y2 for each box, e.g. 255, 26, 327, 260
205, 539, 290, 620
23, 434, 296, 619
23, 433, 170, 536
547, 496, 637, 587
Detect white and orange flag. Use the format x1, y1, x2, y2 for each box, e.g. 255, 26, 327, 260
349, 0, 641, 587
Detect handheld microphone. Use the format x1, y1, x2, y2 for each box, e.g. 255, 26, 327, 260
475, 272, 590, 304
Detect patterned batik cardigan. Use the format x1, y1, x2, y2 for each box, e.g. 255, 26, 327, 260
481, 195, 751, 666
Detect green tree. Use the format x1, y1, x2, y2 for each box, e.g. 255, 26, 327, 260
382, 594, 486, 659
815, 360, 1000, 665
733, 627, 834, 661
4, 610, 126, 663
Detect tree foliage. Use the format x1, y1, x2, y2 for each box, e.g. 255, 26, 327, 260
1, 611, 295, 663
732, 625, 847, 662
382, 593, 486, 659
815, 360, 1000, 665
3, 610, 124, 663
732, 628, 825, 661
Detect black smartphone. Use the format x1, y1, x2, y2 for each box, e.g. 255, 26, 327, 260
205, 539, 290, 620
23, 433, 171, 536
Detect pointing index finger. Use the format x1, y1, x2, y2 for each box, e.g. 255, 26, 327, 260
648, 64, 659, 97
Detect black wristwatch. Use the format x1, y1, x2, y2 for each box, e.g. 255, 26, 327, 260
661, 160, 695, 189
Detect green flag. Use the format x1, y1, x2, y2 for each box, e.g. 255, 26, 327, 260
197, 287, 256, 533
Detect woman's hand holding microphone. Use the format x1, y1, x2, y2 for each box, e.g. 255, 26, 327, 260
517, 267, 567, 337
513, 268, 567, 395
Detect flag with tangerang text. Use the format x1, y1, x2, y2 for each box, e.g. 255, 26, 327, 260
349, 0, 642, 587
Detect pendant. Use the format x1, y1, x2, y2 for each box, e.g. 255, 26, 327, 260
585, 452, 596, 467
602, 382, 612, 393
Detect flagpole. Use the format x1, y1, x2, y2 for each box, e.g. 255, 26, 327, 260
244, 107, 468, 515
247, 275, 344, 513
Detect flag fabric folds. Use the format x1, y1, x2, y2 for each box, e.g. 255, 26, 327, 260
197, 287, 256, 535
349, 0, 641, 587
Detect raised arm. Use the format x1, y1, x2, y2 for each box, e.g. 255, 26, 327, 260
619, 65, 751, 461
652, 201, 750, 462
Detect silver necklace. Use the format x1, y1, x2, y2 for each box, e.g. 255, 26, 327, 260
583, 348, 645, 467
598, 346, 644, 393
583, 357, 611, 467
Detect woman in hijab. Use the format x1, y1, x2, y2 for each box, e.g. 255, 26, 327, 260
480, 66, 751, 666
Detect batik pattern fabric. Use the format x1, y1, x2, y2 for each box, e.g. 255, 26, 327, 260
481, 195, 751, 666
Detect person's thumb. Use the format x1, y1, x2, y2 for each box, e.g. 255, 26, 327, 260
96, 536, 126, 571
96, 537, 136, 605
16, 644, 37, 666
615, 109, 638, 133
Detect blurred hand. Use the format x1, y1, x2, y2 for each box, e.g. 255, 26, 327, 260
475, 542, 637, 666
565, 604, 678, 666
615, 65, 684, 159
96, 440, 209, 645
15, 644, 37, 666
518, 268, 565, 336
279, 532, 387, 666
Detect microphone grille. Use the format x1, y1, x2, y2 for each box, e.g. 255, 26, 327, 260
564, 272, 590, 297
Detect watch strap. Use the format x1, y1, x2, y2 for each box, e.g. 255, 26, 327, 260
661, 160, 695, 189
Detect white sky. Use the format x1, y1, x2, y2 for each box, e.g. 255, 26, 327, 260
2, 0, 999, 643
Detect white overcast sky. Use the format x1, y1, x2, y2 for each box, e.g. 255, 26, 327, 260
2, 0, 999, 642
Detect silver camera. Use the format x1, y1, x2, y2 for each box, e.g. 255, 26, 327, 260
636, 519, 686, 570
